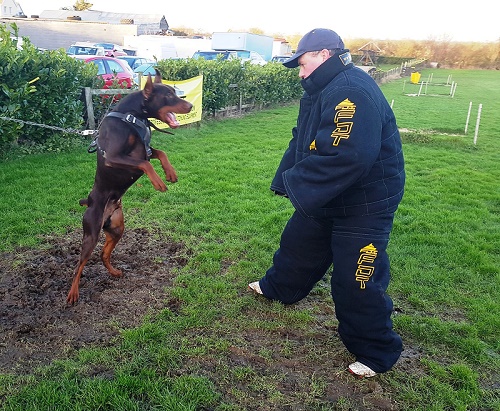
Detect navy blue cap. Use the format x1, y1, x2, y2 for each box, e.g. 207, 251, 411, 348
283, 28, 344, 68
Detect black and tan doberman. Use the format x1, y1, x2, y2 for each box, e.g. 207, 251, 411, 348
67, 70, 192, 304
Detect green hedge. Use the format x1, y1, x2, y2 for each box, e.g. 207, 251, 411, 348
156, 57, 303, 116
0, 23, 96, 151
0, 23, 303, 152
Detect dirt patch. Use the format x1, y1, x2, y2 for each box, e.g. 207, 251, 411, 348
0, 228, 189, 374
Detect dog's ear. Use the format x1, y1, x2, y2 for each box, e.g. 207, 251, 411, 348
154, 69, 163, 84
143, 74, 154, 100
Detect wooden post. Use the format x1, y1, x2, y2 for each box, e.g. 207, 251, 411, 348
84, 87, 95, 130
239, 91, 243, 116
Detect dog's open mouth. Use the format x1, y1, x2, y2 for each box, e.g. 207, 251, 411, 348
163, 112, 181, 129
157, 101, 192, 129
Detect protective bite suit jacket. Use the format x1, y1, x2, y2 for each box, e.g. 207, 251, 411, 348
270, 51, 405, 218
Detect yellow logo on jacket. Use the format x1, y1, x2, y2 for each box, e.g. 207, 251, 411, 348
331, 98, 356, 146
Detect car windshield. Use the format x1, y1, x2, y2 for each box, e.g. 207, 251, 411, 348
95, 43, 113, 50
272, 56, 289, 62
192, 51, 234, 60
133, 63, 157, 74
68, 45, 99, 55
235, 51, 251, 59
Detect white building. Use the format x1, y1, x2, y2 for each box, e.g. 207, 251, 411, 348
39, 10, 170, 35
0, 0, 25, 17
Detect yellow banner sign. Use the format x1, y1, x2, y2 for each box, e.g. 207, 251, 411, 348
140, 75, 203, 128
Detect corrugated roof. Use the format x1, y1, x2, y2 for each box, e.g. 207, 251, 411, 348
39, 10, 168, 26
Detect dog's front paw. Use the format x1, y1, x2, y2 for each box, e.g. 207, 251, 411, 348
164, 168, 178, 183
156, 182, 168, 192
147, 173, 168, 191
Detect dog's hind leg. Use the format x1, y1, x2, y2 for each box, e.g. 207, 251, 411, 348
67, 204, 104, 304
101, 201, 125, 278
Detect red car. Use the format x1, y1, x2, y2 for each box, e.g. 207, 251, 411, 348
83, 56, 134, 89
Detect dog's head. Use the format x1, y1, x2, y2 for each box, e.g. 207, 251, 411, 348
142, 70, 193, 129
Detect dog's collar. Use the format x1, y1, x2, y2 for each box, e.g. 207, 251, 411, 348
106, 112, 152, 158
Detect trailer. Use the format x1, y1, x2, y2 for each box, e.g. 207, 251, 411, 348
211, 32, 273, 61
123, 35, 178, 60
123, 35, 212, 59
272, 39, 292, 58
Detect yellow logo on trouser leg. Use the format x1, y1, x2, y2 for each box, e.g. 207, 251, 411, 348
355, 243, 378, 289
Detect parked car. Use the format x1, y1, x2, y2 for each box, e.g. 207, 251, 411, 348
117, 56, 155, 70
271, 55, 291, 63
192, 50, 239, 61
67, 42, 105, 57
83, 56, 134, 88
94, 42, 128, 57
132, 62, 158, 85
238, 50, 267, 65
122, 47, 137, 56
192, 50, 267, 65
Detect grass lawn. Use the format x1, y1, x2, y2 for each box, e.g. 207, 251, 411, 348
0, 68, 499, 410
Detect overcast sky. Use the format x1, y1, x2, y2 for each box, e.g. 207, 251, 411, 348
16, 0, 498, 43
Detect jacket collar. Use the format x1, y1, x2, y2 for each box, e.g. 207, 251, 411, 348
301, 50, 353, 95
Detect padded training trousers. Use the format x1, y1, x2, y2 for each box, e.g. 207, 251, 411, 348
259, 210, 402, 373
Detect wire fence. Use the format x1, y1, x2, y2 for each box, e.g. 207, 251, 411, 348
373, 58, 427, 83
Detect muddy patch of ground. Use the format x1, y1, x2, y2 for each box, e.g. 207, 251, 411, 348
0, 228, 188, 374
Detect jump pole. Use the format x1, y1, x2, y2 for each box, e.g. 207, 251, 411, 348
418, 82, 424, 96
465, 101, 472, 134
473, 104, 482, 145
450, 82, 457, 98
